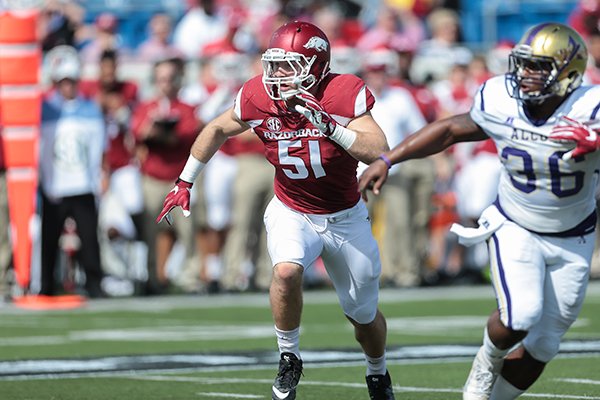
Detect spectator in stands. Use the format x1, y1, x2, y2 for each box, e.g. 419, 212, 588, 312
356, 5, 424, 54
136, 13, 184, 63
313, 4, 354, 48
585, 29, 600, 84
316, 4, 362, 76
430, 63, 476, 118
387, 46, 440, 123
569, 0, 600, 39
39, 0, 84, 52
0, 127, 11, 303
583, 29, 600, 280
452, 138, 501, 283
253, 8, 290, 52
468, 54, 492, 87
80, 13, 122, 64
221, 130, 274, 292
80, 50, 138, 111
131, 58, 200, 295
486, 41, 514, 77
79, 50, 146, 290
360, 48, 432, 287
173, 0, 228, 60
188, 52, 245, 294
427, 59, 488, 282
39, 46, 106, 298
410, 8, 472, 84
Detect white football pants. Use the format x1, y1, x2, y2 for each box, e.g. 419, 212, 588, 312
263, 196, 381, 324
488, 220, 594, 362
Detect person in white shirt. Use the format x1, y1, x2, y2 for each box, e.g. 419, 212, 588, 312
39, 46, 107, 298
172, 0, 227, 60
360, 48, 431, 287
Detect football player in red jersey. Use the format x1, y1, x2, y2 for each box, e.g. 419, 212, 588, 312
157, 21, 395, 400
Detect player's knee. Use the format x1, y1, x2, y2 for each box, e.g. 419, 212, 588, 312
344, 300, 378, 325
523, 335, 560, 363
273, 263, 303, 287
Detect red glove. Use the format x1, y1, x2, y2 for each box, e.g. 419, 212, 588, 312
293, 91, 337, 136
156, 179, 193, 225
550, 116, 600, 160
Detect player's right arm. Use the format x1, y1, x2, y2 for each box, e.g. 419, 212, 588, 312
156, 107, 250, 224
189, 107, 250, 163
358, 112, 487, 197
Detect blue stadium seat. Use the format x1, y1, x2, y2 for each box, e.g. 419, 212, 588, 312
460, 0, 578, 48
82, 0, 185, 50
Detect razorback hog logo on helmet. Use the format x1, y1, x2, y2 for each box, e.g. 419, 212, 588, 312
304, 36, 329, 52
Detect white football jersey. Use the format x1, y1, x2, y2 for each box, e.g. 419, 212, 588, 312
470, 76, 600, 233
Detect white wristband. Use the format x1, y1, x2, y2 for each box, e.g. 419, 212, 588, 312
179, 154, 205, 183
329, 124, 357, 150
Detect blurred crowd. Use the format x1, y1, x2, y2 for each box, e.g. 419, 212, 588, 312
3, 0, 600, 300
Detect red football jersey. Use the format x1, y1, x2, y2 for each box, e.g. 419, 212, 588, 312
235, 73, 375, 214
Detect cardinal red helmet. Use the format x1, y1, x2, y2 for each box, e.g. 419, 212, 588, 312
261, 21, 331, 100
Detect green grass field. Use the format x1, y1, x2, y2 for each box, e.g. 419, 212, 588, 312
1, 283, 599, 399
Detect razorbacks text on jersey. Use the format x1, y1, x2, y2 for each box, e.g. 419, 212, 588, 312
234, 73, 375, 214
470, 75, 600, 233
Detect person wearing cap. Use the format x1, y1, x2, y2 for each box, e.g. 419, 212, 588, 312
38, 46, 107, 298
360, 48, 433, 288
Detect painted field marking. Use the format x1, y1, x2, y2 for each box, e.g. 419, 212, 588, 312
556, 378, 600, 386
197, 393, 264, 399
135, 375, 600, 399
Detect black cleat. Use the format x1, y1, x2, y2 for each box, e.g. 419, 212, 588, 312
366, 370, 395, 400
272, 352, 303, 400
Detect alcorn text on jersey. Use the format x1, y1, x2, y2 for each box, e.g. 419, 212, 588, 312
470, 75, 600, 233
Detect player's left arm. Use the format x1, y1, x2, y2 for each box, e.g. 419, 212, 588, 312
345, 111, 389, 164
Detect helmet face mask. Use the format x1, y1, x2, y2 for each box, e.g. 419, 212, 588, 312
505, 23, 588, 105
261, 48, 317, 100
261, 21, 331, 100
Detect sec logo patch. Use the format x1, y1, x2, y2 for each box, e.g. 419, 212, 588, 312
266, 117, 282, 132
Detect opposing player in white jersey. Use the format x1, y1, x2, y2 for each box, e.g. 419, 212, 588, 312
156, 21, 396, 400
359, 23, 598, 399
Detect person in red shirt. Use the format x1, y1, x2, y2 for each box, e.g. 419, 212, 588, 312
157, 21, 396, 400
131, 57, 200, 295
79, 49, 138, 108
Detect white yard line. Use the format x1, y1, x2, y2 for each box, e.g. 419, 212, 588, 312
556, 378, 600, 386
136, 375, 600, 399
3, 359, 600, 399
197, 393, 264, 399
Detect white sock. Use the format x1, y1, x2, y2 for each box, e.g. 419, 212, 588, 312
483, 327, 509, 361
365, 353, 387, 376
490, 375, 525, 400
275, 326, 300, 358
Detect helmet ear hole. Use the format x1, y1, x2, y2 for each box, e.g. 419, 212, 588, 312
567, 71, 583, 92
